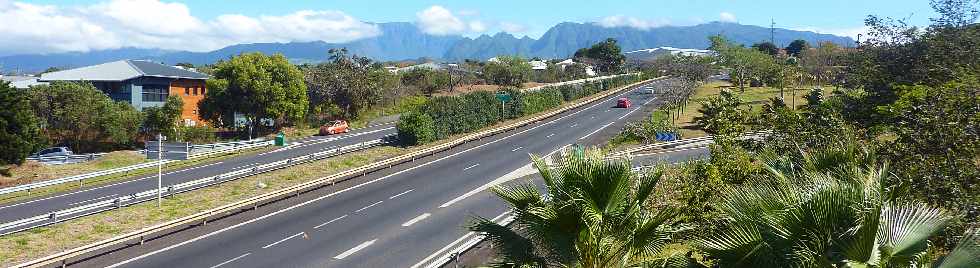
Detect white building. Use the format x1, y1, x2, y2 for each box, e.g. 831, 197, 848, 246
555, 59, 596, 77
529, 60, 548, 70
624, 47, 717, 62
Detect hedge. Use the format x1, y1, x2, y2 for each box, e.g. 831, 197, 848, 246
396, 74, 648, 145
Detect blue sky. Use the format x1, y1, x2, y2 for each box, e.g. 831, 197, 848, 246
2, 0, 937, 55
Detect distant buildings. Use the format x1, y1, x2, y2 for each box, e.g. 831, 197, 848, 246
39, 60, 210, 126
529, 60, 548, 70
625, 47, 717, 62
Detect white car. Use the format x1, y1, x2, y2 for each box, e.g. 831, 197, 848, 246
31, 147, 73, 158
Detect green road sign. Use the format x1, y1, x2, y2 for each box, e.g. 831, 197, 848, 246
495, 91, 512, 102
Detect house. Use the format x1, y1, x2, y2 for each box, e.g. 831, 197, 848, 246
555, 59, 597, 77
529, 60, 548, 71
0, 75, 47, 88
39, 60, 210, 126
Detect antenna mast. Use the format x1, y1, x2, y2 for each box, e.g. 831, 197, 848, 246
770, 18, 776, 45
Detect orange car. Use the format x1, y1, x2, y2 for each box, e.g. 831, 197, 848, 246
319, 120, 350, 135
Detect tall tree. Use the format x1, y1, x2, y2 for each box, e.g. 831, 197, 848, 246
201, 52, 308, 129
0, 81, 41, 165
28, 81, 142, 152
482, 56, 532, 87
142, 95, 183, 138
574, 38, 627, 74
785, 39, 810, 56
304, 48, 396, 119
752, 41, 780, 56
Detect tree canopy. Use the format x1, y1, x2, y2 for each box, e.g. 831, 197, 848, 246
304, 48, 397, 120
200, 52, 308, 128
0, 81, 41, 165
27, 81, 142, 152
574, 38, 627, 74
785, 39, 810, 56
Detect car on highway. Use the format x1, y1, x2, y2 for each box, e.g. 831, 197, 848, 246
616, 97, 632, 108
319, 120, 350, 135
31, 147, 73, 158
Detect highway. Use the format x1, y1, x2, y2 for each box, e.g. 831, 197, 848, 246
0, 123, 397, 229
59, 78, 690, 268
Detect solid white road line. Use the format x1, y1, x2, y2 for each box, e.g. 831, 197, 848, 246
262, 232, 305, 249
389, 189, 414, 199
579, 122, 615, 140
355, 200, 383, 213
314, 215, 348, 229
410, 211, 511, 268
511, 146, 523, 152
401, 213, 431, 227
333, 239, 376, 260
462, 163, 480, 171
104, 82, 648, 267
616, 97, 657, 121
546, 133, 555, 138
209, 252, 250, 268
439, 144, 569, 209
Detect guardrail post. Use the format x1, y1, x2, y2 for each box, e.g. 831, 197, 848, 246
79, 178, 83, 188
140, 235, 145, 245
49, 212, 57, 223
115, 198, 122, 208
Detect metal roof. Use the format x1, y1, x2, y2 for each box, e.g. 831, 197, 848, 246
40, 60, 208, 82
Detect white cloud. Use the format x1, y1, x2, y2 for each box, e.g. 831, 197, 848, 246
596, 15, 670, 30
794, 26, 869, 39
499, 22, 528, 33
0, 0, 380, 55
719, 12, 737, 23
415, 5, 486, 35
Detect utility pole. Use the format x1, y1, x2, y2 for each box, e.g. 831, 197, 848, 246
770, 18, 776, 45
156, 134, 164, 208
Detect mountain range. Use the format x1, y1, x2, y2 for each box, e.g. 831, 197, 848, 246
0, 21, 852, 73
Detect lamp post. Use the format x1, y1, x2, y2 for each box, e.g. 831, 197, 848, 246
156, 133, 165, 208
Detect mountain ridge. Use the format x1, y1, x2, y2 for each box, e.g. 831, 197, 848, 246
0, 21, 852, 73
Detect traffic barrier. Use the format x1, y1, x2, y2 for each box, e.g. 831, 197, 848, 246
11, 76, 662, 268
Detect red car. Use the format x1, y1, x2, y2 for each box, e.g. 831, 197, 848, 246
616, 97, 632, 108
319, 120, 350, 135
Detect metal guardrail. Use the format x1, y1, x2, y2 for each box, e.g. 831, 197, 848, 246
12, 76, 662, 268
522, 73, 637, 92
0, 138, 389, 237
0, 139, 273, 197
26, 153, 109, 165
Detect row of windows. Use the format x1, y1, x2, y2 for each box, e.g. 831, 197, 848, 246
141, 85, 169, 102
184, 87, 205, 96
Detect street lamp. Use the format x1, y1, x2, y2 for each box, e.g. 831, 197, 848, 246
156, 133, 166, 208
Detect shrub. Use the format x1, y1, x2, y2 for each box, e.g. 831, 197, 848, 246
396, 112, 435, 146
178, 126, 218, 144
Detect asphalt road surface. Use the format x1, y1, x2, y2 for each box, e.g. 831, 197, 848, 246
65, 78, 686, 268
0, 124, 397, 228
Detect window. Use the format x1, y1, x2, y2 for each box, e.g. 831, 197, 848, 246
141, 84, 169, 102
201, 88, 205, 95
193, 87, 198, 95
184, 88, 189, 95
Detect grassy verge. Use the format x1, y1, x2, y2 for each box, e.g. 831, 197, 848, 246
0, 146, 275, 206
1, 151, 147, 188
674, 81, 835, 138
0, 145, 405, 266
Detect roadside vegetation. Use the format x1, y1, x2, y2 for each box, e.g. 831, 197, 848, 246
477, 1, 980, 267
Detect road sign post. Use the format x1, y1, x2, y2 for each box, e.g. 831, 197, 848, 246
495, 91, 512, 116
146, 135, 189, 208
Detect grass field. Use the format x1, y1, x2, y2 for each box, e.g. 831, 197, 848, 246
673, 81, 835, 138
0, 151, 148, 189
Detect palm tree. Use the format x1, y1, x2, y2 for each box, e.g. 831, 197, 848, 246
697, 143, 980, 267
469, 149, 684, 268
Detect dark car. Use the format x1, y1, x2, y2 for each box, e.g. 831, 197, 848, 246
616, 97, 632, 108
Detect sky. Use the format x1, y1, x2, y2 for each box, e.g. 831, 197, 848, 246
0, 0, 938, 56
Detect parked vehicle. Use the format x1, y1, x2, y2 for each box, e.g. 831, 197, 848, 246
319, 120, 350, 135
31, 147, 73, 158
616, 97, 632, 108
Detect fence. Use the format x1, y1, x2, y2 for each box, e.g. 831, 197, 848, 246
0, 139, 273, 197
0, 137, 389, 237
11, 77, 662, 268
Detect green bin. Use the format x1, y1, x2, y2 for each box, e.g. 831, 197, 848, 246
275, 132, 286, 146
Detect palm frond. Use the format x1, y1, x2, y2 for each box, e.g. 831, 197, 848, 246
935, 228, 980, 268
876, 203, 951, 262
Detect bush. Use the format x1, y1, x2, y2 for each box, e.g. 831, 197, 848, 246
178, 126, 218, 144
396, 74, 645, 145
396, 112, 435, 146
